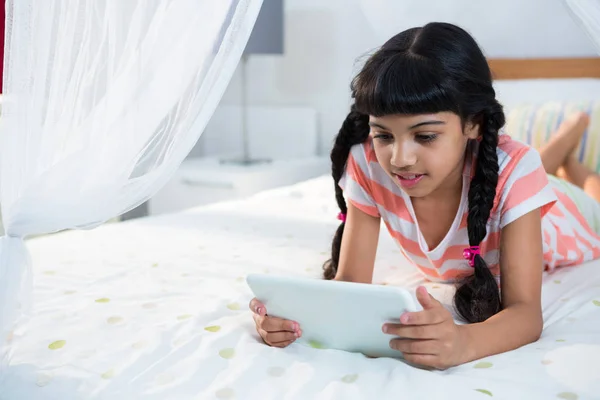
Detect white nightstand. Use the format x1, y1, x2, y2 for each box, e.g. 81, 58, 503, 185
148, 156, 330, 215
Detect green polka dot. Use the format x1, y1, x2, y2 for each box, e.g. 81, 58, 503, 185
216, 388, 235, 399
308, 340, 325, 349
554, 280, 561, 284
227, 303, 240, 311
152, 263, 159, 268
107, 316, 124, 325
474, 361, 493, 369
219, 348, 235, 359
204, 325, 221, 333
341, 374, 359, 383
177, 314, 192, 321
95, 298, 110, 303
101, 369, 116, 379
475, 389, 493, 396
593, 300, 600, 307
556, 339, 566, 342
48, 340, 66, 350
557, 393, 578, 400
268, 366, 285, 377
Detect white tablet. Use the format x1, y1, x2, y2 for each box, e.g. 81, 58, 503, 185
246, 273, 422, 359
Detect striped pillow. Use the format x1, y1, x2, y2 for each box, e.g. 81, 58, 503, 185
504, 101, 600, 173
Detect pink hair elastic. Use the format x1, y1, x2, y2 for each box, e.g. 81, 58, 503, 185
337, 212, 347, 223
463, 246, 480, 267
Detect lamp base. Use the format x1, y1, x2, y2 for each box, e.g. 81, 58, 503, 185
219, 156, 272, 166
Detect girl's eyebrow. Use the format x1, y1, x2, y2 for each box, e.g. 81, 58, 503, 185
368, 120, 446, 131
408, 120, 446, 129
368, 121, 391, 131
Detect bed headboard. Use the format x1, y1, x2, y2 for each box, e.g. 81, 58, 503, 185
487, 57, 600, 80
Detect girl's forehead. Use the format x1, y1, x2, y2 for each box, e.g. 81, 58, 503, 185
370, 112, 460, 125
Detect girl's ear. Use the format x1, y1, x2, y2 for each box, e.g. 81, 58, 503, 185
464, 119, 480, 140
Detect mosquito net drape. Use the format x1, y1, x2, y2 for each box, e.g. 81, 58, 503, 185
564, 0, 600, 54
0, 0, 263, 373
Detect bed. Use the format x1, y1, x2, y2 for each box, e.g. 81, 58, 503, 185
3, 59, 600, 400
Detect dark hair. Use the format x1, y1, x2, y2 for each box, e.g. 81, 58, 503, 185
323, 22, 505, 323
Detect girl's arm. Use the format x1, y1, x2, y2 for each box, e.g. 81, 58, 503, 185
459, 207, 544, 362
334, 202, 381, 284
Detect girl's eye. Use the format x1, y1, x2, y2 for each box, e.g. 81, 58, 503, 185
373, 133, 393, 141
415, 134, 438, 143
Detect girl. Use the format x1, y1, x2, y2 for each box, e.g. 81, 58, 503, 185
249, 22, 600, 369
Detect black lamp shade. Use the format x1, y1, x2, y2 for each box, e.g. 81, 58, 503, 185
244, 0, 284, 55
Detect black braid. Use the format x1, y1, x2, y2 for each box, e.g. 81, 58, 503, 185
323, 106, 370, 280
454, 108, 505, 323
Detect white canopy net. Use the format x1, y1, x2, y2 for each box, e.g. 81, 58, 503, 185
0, 0, 263, 373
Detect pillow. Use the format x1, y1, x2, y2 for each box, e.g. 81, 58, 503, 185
504, 101, 600, 174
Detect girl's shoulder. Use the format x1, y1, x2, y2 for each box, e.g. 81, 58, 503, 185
348, 140, 378, 175
492, 134, 551, 215
495, 134, 542, 179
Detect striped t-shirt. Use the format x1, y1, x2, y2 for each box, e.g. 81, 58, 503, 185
339, 134, 600, 283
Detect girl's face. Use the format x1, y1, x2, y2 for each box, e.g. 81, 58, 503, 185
369, 112, 480, 198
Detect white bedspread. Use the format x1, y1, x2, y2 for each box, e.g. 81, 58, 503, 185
3, 176, 600, 400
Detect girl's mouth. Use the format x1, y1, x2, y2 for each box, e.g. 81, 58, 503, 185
395, 173, 425, 188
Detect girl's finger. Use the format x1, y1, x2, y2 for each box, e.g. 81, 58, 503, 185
261, 316, 298, 332
398, 308, 447, 325
257, 328, 299, 346
271, 339, 295, 348
389, 338, 438, 355
403, 353, 448, 370
383, 323, 437, 339
265, 330, 299, 344
249, 298, 266, 315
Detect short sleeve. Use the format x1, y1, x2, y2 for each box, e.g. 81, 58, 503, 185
497, 147, 557, 228
338, 143, 381, 217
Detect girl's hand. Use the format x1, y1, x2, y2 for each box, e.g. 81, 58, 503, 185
249, 298, 302, 348
382, 286, 470, 370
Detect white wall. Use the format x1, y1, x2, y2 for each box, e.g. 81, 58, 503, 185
194, 0, 598, 158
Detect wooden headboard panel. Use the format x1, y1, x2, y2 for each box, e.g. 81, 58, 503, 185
488, 57, 600, 80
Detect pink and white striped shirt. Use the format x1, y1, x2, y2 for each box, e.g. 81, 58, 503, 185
339, 134, 600, 282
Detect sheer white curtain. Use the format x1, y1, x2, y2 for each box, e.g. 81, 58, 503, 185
564, 0, 600, 54
0, 0, 263, 371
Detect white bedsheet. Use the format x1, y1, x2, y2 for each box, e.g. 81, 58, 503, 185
3, 176, 600, 400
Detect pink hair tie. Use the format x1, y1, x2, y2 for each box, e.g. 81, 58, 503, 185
337, 212, 347, 223
463, 246, 480, 267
